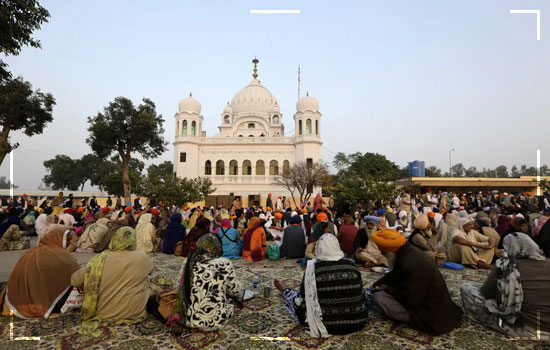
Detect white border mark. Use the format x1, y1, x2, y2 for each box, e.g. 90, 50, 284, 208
9, 150, 13, 197
510, 10, 541, 40
250, 10, 300, 14
9, 311, 41, 341
537, 149, 541, 196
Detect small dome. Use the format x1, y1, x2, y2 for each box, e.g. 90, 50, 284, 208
223, 103, 233, 114
296, 93, 319, 112
178, 94, 201, 114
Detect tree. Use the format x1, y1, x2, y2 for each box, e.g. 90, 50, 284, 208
87, 97, 167, 203
139, 161, 215, 206
425, 166, 442, 177
0, 176, 16, 189
450, 163, 465, 177
495, 165, 509, 178
43, 155, 82, 190
0, 77, 55, 166
0, 0, 50, 80
465, 166, 481, 177
89, 157, 145, 197
275, 161, 331, 207
331, 152, 399, 211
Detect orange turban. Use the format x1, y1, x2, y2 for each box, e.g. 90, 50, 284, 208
372, 229, 406, 253
77, 207, 85, 212
317, 213, 328, 222
427, 212, 436, 219
274, 212, 283, 219
124, 206, 131, 212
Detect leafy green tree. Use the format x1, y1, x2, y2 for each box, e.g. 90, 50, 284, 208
331, 152, 399, 211
0, 77, 55, 166
425, 166, 442, 177
495, 165, 509, 178
0, 0, 50, 80
450, 163, 465, 177
139, 161, 215, 206
43, 155, 81, 190
89, 157, 145, 197
465, 166, 482, 177
87, 97, 167, 203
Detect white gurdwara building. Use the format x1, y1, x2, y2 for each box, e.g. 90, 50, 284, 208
173, 58, 322, 206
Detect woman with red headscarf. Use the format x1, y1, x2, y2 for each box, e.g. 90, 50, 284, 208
182, 217, 211, 257
242, 217, 266, 261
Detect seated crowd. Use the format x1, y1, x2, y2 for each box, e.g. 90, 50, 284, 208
0, 189, 549, 341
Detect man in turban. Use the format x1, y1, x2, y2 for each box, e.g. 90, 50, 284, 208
408, 214, 444, 264
354, 216, 388, 267
372, 229, 463, 335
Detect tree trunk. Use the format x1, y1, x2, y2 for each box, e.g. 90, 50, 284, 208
0, 121, 12, 167
122, 155, 132, 204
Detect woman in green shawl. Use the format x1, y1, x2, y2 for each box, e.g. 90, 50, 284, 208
71, 226, 152, 337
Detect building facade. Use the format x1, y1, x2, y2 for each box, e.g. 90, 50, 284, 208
173, 59, 323, 205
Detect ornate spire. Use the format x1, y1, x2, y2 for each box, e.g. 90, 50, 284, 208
252, 57, 259, 79
189, 92, 192, 97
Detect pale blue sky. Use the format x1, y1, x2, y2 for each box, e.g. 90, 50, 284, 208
2, 0, 549, 189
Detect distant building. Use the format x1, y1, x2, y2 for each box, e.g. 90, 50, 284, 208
396, 176, 548, 194
173, 58, 323, 206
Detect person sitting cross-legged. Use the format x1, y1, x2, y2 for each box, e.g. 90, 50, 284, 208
371, 228, 463, 336
461, 232, 550, 339
274, 233, 368, 338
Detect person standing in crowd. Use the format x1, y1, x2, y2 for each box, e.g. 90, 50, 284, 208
115, 196, 122, 209
133, 195, 142, 210
51, 192, 64, 215
106, 196, 113, 207
371, 228, 462, 335
90, 196, 98, 209
64, 194, 74, 208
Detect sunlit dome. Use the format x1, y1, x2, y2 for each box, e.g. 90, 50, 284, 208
178, 93, 201, 114
296, 92, 319, 112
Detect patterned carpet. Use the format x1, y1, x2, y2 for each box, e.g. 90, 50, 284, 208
1, 254, 548, 350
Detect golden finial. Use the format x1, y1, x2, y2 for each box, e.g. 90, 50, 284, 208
306, 91, 309, 97
189, 92, 192, 97
252, 57, 259, 79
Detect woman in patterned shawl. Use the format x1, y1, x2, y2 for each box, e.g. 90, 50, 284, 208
461, 232, 550, 338
72, 227, 152, 337
150, 234, 241, 333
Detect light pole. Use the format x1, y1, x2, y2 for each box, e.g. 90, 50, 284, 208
449, 148, 455, 177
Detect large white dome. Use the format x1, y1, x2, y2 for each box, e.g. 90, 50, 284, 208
230, 79, 279, 116
178, 95, 201, 114
296, 93, 319, 112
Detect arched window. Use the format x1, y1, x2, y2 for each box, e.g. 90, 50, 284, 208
315, 120, 319, 135
176, 121, 179, 135
248, 135, 254, 137
269, 160, 279, 175
242, 160, 252, 175
205, 160, 212, 175
191, 121, 196, 136
248, 123, 255, 129
298, 120, 302, 135
224, 115, 231, 124
182, 120, 187, 135
283, 160, 290, 175
273, 115, 279, 124
256, 160, 265, 175
238, 135, 243, 137
306, 119, 312, 134
229, 160, 238, 175
216, 160, 225, 175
